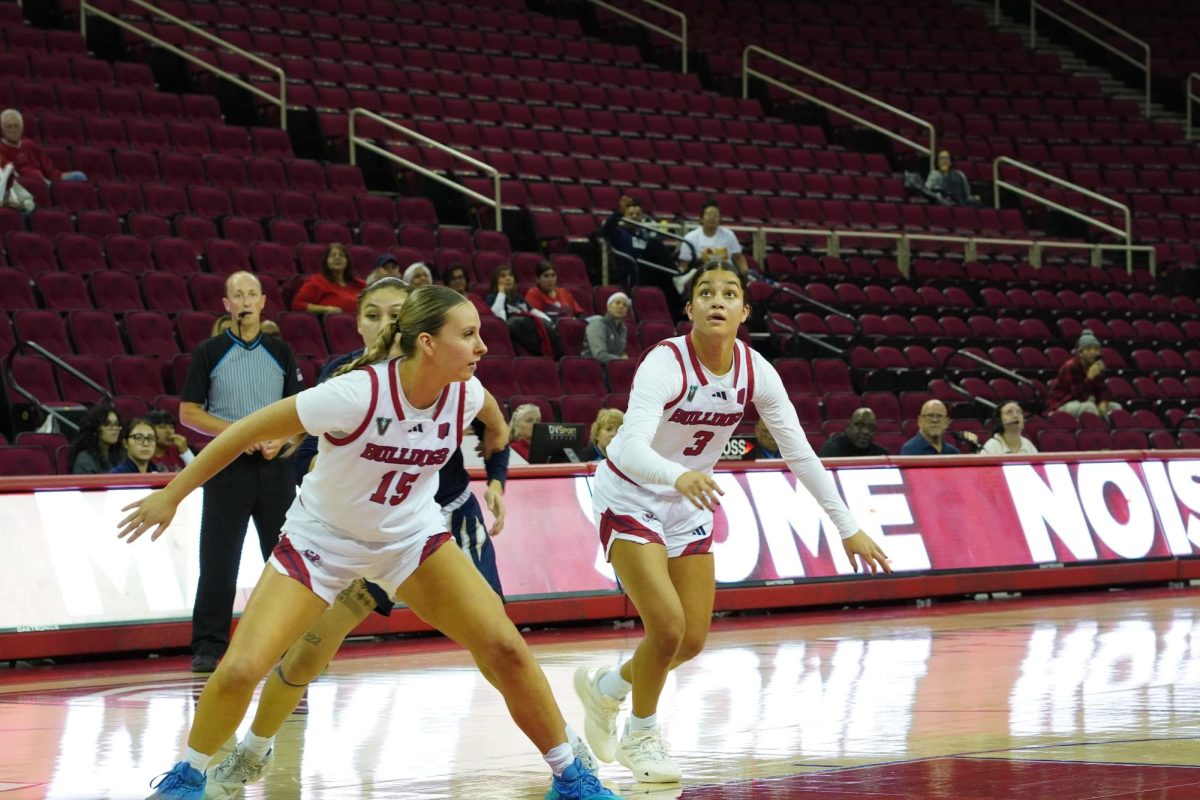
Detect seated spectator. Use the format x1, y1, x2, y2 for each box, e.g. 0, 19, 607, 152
109, 418, 163, 474
211, 313, 233, 337
291, 242, 364, 315
924, 150, 976, 206
0, 157, 35, 212
403, 261, 433, 287
752, 418, 781, 459
1045, 330, 1121, 418
525, 260, 583, 320
147, 408, 194, 471
602, 195, 675, 288
819, 408, 889, 457
487, 265, 555, 357
365, 253, 402, 286
675, 200, 749, 293
0, 109, 86, 184
901, 400, 976, 455
509, 403, 541, 462
68, 404, 124, 474
443, 263, 469, 296
583, 408, 624, 461
582, 291, 630, 364
979, 401, 1038, 455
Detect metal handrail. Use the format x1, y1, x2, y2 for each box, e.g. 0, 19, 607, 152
588, 0, 687, 73
79, 0, 288, 129
717, 223, 1156, 277
956, 350, 1038, 388
348, 109, 502, 231
5, 342, 110, 433
743, 45, 937, 171
1188, 73, 1200, 141
992, 156, 1133, 271
1030, 0, 1151, 116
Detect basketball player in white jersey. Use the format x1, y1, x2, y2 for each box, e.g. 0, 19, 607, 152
119, 286, 619, 800
574, 261, 891, 783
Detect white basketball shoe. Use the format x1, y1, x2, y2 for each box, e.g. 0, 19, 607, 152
573, 666, 624, 763
616, 722, 681, 784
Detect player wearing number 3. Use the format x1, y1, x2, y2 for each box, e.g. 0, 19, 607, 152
119, 286, 619, 800
575, 261, 892, 783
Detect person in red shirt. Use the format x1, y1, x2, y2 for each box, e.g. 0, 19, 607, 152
524, 260, 583, 320
147, 409, 194, 472
291, 242, 364, 315
0, 109, 86, 184
1045, 330, 1121, 418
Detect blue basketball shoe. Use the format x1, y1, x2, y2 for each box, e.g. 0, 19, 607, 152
146, 761, 205, 799
546, 757, 622, 800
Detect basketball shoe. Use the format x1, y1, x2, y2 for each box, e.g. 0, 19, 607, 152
545, 757, 622, 800
615, 723, 680, 783
146, 762, 206, 799
572, 734, 599, 772
574, 666, 624, 763
205, 742, 274, 798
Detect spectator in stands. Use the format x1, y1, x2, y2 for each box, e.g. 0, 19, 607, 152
211, 313, 233, 337
603, 195, 675, 287
819, 408, 889, 457
403, 262, 433, 287
901, 399, 976, 455
509, 403, 541, 462
488, 264, 555, 357
365, 253, 402, 286
582, 291, 630, 364
675, 200, 749, 293
181, 270, 302, 673
0, 109, 86, 184
444, 264, 469, 296
108, 418, 163, 474
752, 418, 781, 459
583, 408, 625, 461
147, 408, 193, 472
291, 243, 364, 315
525, 260, 584, 320
979, 401, 1038, 455
924, 150, 976, 206
1045, 330, 1121, 418
68, 404, 124, 474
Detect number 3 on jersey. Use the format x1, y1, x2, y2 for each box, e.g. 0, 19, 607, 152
368, 470, 417, 506
683, 430, 714, 456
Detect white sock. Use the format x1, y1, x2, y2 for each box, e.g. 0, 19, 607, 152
184, 746, 212, 773
543, 742, 575, 776
242, 731, 274, 759
565, 724, 582, 750
628, 713, 658, 733
598, 668, 632, 700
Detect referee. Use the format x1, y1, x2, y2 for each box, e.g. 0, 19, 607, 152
180, 270, 303, 673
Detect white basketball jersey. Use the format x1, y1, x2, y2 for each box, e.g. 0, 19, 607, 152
295, 359, 480, 543
605, 335, 753, 494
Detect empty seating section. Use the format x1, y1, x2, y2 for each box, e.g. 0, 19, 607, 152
2, 0, 1199, 474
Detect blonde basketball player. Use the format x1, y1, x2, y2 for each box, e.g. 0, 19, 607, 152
575, 261, 891, 783
119, 286, 619, 800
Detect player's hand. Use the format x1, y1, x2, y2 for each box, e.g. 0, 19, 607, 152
842, 530, 891, 574
674, 470, 723, 511
484, 481, 506, 536
259, 438, 284, 460
243, 441, 263, 456
117, 490, 180, 543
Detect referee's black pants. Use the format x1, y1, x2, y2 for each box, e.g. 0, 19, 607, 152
191, 453, 296, 658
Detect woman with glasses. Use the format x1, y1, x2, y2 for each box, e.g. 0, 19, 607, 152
574, 261, 891, 784
68, 403, 124, 474
110, 418, 163, 474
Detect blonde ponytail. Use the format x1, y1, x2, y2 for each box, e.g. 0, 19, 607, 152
332, 319, 400, 377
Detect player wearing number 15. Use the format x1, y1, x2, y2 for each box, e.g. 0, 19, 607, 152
118, 286, 619, 800
576, 261, 892, 784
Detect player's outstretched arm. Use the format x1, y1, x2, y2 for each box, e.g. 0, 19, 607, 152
118, 397, 305, 543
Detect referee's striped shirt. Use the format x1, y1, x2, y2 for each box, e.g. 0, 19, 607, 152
182, 330, 302, 422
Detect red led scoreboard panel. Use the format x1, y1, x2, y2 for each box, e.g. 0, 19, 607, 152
3, 451, 1199, 660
